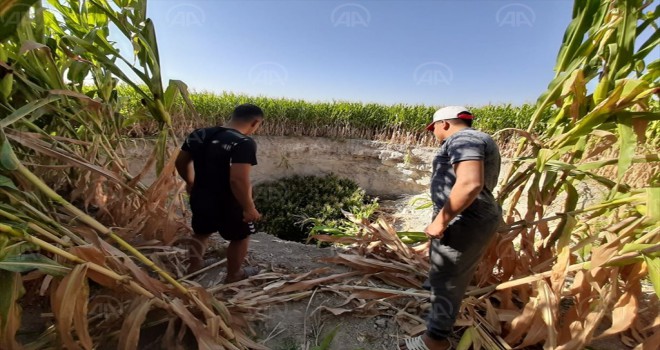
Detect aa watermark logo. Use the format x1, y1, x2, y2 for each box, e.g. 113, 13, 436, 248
167, 3, 205, 27
172, 236, 205, 260
495, 235, 518, 262
88, 295, 124, 320
429, 295, 455, 319
249, 62, 289, 86
414, 62, 454, 86
183, 128, 208, 146
496, 3, 536, 27
331, 3, 371, 28
0, 4, 32, 27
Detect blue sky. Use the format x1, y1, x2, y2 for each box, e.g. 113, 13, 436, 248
136, 0, 575, 106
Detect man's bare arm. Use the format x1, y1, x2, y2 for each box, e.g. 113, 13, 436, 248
230, 163, 260, 222
175, 150, 194, 185
427, 160, 484, 236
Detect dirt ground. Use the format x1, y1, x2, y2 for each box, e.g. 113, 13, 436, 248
199, 232, 408, 350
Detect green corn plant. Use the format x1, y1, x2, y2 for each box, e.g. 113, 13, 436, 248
0, 1, 263, 349
116, 85, 554, 145
473, 0, 660, 349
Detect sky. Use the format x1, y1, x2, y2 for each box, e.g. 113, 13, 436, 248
132, 0, 576, 106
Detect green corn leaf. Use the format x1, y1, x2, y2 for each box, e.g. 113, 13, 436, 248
0, 141, 18, 171
564, 182, 579, 212
611, 0, 640, 81
0, 175, 17, 190
165, 80, 197, 117
536, 148, 558, 172
456, 327, 476, 350
155, 128, 168, 175
0, 253, 70, 276
646, 187, 660, 222
311, 325, 340, 350
83, 0, 108, 27
396, 231, 428, 244
616, 113, 636, 181
140, 19, 162, 95
0, 95, 60, 128
635, 28, 659, 62
415, 202, 433, 210
643, 255, 660, 299
310, 226, 344, 235
620, 243, 656, 255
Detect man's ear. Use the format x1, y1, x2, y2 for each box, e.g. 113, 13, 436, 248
442, 121, 451, 130
251, 119, 261, 128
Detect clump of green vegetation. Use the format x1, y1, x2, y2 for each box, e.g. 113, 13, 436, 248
253, 174, 378, 242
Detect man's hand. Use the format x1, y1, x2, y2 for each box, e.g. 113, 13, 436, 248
425, 220, 448, 239
243, 207, 261, 223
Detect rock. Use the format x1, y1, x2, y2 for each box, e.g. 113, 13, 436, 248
375, 318, 387, 328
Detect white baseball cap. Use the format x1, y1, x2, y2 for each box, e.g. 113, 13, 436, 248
426, 106, 474, 131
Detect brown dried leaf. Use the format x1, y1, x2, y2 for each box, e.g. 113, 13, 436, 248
314, 306, 354, 316
590, 240, 620, 268
598, 291, 638, 337
7, 132, 127, 187
117, 297, 154, 350
233, 330, 270, 350
49, 89, 103, 110
517, 313, 548, 349
52, 264, 92, 350
169, 298, 219, 350
373, 272, 422, 288
584, 132, 617, 159
0, 271, 23, 350
68, 246, 118, 288
276, 271, 361, 294
484, 299, 502, 334
347, 289, 401, 300
321, 253, 418, 275
504, 296, 538, 345
537, 280, 557, 350
557, 289, 612, 350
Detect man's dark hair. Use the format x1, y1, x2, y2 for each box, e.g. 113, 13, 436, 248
231, 104, 264, 122
448, 118, 473, 128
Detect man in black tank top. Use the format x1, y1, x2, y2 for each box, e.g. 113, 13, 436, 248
175, 104, 264, 281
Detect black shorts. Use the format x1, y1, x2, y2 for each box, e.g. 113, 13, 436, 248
190, 198, 256, 241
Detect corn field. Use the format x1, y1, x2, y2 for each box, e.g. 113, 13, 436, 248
0, 0, 658, 349
118, 87, 555, 146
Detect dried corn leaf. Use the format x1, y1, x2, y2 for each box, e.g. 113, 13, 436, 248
52, 264, 92, 350
117, 297, 153, 350
537, 280, 557, 350
0, 271, 23, 350
276, 271, 361, 294
168, 298, 219, 350
504, 296, 538, 345
598, 290, 638, 337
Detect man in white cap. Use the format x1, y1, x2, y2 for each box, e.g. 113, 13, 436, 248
401, 106, 502, 350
